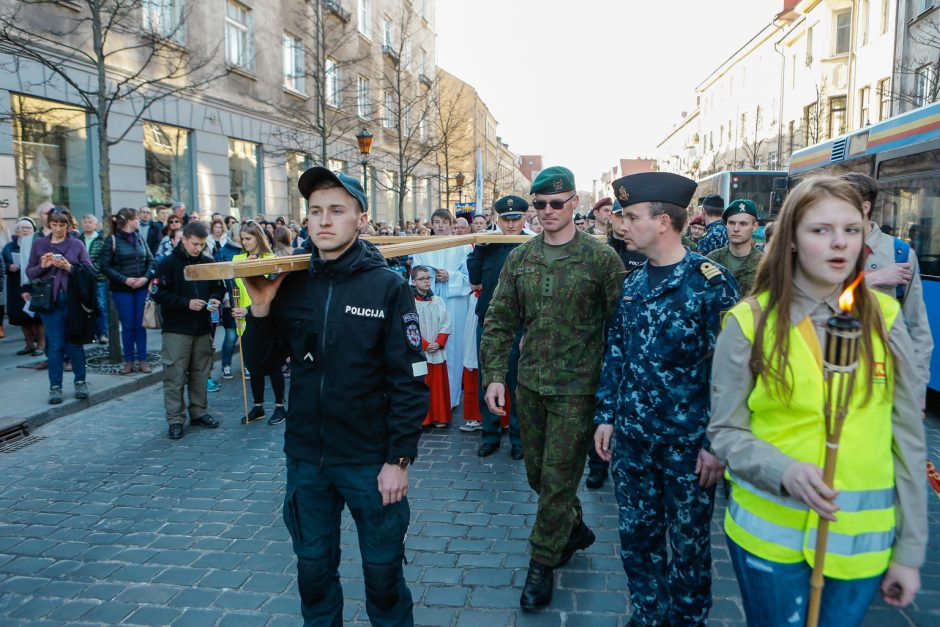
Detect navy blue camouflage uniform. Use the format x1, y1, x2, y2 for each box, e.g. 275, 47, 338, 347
695, 221, 728, 256
595, 252, 739, 626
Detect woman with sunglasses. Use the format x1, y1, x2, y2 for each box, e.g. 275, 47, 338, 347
100, 207, 156, 375
26, 208, 93, 404
156, 217, 184, 263
232, 222, 287, 426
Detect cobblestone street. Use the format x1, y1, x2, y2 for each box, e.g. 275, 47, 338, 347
0, 380, 938, 626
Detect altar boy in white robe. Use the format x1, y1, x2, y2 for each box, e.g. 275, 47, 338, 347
411, 209, 472, 409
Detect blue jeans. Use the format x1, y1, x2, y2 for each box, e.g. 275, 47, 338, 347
112, 288, 148, 362
220, 326, 236, 368
283, 456, 413, 627
39, 290, 86, 388
94, 281, 108, 337
477, 324, 521, 446
727, 536, 882, 627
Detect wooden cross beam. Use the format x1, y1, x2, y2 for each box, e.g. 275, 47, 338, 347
182, 233, 552, 281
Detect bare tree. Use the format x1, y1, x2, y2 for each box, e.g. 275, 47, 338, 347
893, 18, 940, 109
270, 0, 371, 168
802, 80, 828, 147
434, 76, 474, 210
372, 5, 439, 227
0, 0, 226, 362
740, 105, 766, 169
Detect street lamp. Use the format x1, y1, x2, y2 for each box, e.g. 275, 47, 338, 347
356, 128, 374, 213
455, 171, 465, 205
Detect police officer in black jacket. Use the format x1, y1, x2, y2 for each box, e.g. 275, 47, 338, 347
241, 167, 428, 627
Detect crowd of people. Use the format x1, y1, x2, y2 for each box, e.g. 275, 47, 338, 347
2, 162, 931, 626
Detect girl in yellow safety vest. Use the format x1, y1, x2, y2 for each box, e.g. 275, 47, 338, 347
232, 221, 287, 426
708, 176, 927, 627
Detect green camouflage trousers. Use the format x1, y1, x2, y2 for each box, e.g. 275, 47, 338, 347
515, 384, 596, 566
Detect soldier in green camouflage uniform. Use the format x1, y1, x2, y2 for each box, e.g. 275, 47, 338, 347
481, 166, 625, 611
705, 199, 764, 297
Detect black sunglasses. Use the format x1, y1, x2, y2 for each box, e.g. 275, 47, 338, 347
532, 193, 576, 211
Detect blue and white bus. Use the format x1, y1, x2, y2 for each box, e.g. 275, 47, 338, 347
695, 170, 789, 221
789, 101, 940, 405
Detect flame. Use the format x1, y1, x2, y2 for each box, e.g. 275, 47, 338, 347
838, 273, 865, 312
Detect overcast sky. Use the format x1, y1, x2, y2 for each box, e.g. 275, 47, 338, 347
436, 0, 783, 190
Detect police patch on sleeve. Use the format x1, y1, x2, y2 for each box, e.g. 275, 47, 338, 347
403, 313, 422, 352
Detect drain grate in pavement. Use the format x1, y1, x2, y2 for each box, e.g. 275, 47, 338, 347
16, 345, 161, 375
0, 434, 47, 453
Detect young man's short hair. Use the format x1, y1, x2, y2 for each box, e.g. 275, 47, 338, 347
410, 265, 431, 279
841, 172, 878, 206
649, 202, 688, 233
431, 209, 454, 224
183, 220, 209, 239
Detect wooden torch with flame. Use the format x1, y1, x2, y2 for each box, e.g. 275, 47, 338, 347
806, 273, 864, 627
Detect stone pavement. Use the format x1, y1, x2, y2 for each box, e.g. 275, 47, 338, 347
0, 375, 938, 626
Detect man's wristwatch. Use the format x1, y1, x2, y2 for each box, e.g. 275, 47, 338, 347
392, 456, 413, 470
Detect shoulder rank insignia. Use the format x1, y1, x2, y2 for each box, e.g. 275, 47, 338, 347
699, 261, 722, 281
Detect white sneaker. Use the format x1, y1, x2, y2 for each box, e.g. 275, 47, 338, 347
459, 420, 482, 432
222, 365, 233, 380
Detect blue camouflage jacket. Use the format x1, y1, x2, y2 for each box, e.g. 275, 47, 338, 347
595, 251, 739, 447
696, 221, 729, 255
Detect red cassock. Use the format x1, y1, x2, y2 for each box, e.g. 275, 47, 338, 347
461, 368, 482, 422
422, 333, 452, 426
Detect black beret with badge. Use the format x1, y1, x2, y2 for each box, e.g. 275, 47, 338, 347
612, 172, 698, 209
721, 198, 759, 222
530, 166, 575, 195
494, 195, 528, 219
698, 194, 725, 209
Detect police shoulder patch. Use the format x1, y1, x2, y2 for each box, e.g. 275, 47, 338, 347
402, 312, 422, 352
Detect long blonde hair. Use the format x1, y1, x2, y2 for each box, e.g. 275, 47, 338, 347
240, 221, 273, 256
749, 176, 889, 402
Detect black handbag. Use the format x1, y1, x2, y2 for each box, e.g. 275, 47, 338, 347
29, 279, 55, 312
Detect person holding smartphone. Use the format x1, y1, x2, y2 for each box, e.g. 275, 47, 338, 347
25, 208, 93, 404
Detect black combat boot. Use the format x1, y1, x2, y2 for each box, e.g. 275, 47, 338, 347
556, 520, 596, 568
585, 467, 607, 489
520, 559, 554, 611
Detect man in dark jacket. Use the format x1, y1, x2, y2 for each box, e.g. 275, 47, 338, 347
152, 221, 224, 440
466, 195, 526, 459
241, 167, 428, 627
137, 206, 163, 255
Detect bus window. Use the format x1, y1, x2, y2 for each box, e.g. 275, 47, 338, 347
878, 149, 940, 179
876, 176, 940, 278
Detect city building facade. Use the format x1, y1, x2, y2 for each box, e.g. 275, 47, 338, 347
0, 0, 441, 229
656, 0, 900, 178
893, 0, 940, 115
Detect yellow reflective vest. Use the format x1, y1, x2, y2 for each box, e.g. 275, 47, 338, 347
233, 252, 275, 336
724, 290, 899, 579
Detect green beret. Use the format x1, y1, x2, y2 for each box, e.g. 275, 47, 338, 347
722, 199, 758, 221
530, 166, 575, 195
611, 199, 623, 214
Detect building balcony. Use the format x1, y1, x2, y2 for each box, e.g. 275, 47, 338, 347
382, 45, 400, 65
419, 73, 432, 87
324, 0, 351, 23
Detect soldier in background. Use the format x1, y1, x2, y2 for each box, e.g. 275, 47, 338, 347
696, 194, 728, 255
588, 197, 614, 235
481, 166, 625, 611
466, 195, 528, 459
706, 199, 764, 298
594, 172, 739, 626
585, 198, 646, 490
